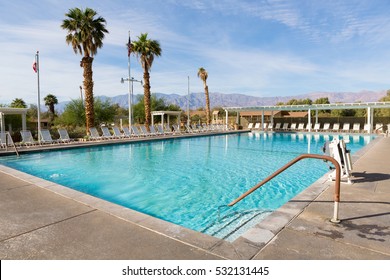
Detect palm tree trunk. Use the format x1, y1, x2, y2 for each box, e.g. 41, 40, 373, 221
81, 56, 94, 135
204, 83, 211, 125
143, 70, 151, 131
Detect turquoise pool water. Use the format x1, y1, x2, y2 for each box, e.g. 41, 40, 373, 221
0, 132, 374, 240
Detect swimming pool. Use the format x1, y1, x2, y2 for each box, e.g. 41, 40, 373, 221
0, 132, 374, 240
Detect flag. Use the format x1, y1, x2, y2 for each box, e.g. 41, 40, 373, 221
127, 35, 132, 57
32, 61, 37, 73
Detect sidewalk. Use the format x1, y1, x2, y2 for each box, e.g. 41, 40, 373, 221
0, 136, 389, 259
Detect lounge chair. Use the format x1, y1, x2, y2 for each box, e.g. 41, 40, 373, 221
363, 124, 370, 133
112, 127, 126, 138
20, 130, 38, 146
305, 123, 312, 131
39, 129, 58, 144
58, 128, 74, 143
156, 124, 166, 135
172, 124, 182, 134
282, 123, 289, 130
164, 124, 173, 134
313, 123, 320, 132
274, 123, 281, 130
101, 126, 116, 139
132, 126, 145, 137
139, 125, 151, 136
89, 127, 103, 140
375, 123, 384, 133
267, 123, 274, 131
342, 123, 350, 133
0, 132, 15, 149
247, 123, 254, 129
185, 124, 194, 133
123, 127, 132, 137
149, 125, 160, 136
352, 123, 360, 133
331, 123, 340, 132
297, 123, 304, 130
253, 123, 261, 130
290, 123, 297, 131
322, 123, 330, 132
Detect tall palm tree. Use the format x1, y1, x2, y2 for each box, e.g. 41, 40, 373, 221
61, 7, 108, 134
10, 98, 27, 108
131, 33, 162, 130
44, 94, 58, 122
197, 67, 211, 125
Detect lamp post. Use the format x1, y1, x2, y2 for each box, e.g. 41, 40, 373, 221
121, 77, 142, 129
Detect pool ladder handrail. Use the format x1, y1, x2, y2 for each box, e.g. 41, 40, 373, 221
2, 132, 19, 156
228, 154, 341, 223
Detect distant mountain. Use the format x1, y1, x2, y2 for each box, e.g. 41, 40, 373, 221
56, 90, 386, 112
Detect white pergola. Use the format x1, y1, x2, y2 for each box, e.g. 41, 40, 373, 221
0, 107, 28, 133
223, 102, 390, 133
151, 111, 181, 127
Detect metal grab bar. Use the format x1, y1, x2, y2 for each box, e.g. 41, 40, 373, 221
228, 154, 341, 223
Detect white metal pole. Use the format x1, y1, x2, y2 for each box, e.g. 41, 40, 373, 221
187, 76, 190, 126
127, 31, 132, 130
36, 51, 41, 144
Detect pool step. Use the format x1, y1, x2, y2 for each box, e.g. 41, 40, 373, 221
201, 208, 272, 241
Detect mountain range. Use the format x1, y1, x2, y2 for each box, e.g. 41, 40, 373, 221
57, 90, 387, 112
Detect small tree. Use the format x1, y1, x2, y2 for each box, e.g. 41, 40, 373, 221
44, 94, 58, 122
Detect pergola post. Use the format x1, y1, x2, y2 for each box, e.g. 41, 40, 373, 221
261, 110, 265, 130
225, 110, 228, 130
308, 108, 311, 132
0, 112, 4, 133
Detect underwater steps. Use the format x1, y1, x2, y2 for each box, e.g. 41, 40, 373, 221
201, 208, 272, 241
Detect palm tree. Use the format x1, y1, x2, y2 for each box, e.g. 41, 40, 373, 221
10, 98, 27, 108
61, 7, 108, 134
44, 94, 58, 122
131, 33, 162, 130
197, 67, 211, 125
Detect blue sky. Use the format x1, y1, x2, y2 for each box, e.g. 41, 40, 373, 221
1, 0, 390, 105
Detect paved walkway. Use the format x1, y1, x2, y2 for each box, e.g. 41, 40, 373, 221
0, 135, 389, 259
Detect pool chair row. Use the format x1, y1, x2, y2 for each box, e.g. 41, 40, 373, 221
88, 124, 182, 140
184, 123, 228, 134
248, 122, 389, 133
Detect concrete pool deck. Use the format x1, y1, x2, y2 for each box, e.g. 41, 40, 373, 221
0, 133, 389, 259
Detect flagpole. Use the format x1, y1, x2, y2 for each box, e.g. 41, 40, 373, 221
127, 30, 132, 130
35, 51, 41, 144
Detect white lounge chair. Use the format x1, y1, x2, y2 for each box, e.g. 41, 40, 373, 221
313, 123, 320, 131
171, 124, 181, 134
254, 123, 261, 130
248, 123, 254, 129
332, 123, 340, 132
20, 130, 38, 146
305, 123, 312, 131
282, 123, 289, 130
274, 123, 281, 130
290, 123, 297, 131
342, 123, 350, 132
267, 123, 274, 131
363, 124, 370, 133
39, 129, 58, 144
297, 123, 304, 130
58, 128, 74, 143
322, 123, 330, 132
156, 124, 166, 135
0, 132, 15, 149
352, 123, 360, 133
